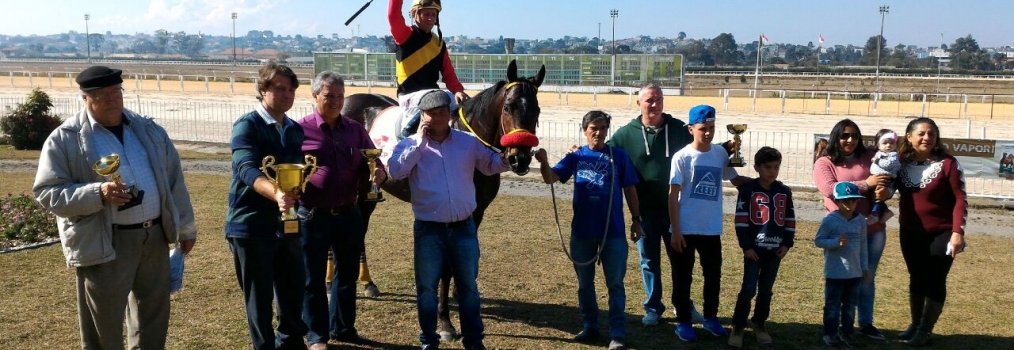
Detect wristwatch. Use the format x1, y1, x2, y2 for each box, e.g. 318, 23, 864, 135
632, 215, 642, 222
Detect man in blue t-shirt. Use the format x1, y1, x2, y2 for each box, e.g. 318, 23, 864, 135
535, 110, 642, 350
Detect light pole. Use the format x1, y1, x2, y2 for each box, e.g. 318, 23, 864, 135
610, 9, 618, 85
231, 12, 238, 64
84, 14, 91, 62
936, 32, 943, 93
875, 5, 889, 89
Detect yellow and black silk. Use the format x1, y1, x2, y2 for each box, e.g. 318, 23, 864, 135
395, 26, 446, 96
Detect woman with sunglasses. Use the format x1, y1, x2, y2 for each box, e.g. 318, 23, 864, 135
813, 119, 891, 343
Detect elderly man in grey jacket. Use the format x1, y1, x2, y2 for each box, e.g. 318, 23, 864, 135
33, 65, 197, 350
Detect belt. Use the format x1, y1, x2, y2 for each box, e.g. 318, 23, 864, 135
117, 217, 161, 230
309, 205, 357, 216
421, 217, 471, 228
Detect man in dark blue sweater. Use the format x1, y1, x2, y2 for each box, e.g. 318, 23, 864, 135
225, 62, 309, 350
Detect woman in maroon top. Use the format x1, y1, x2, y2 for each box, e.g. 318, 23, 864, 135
893, 117, 968, 346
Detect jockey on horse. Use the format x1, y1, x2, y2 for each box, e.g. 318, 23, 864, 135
391, 0, 469, 139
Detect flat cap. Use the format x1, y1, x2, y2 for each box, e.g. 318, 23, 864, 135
76, 66, 123, 91
418, 90, 451, 111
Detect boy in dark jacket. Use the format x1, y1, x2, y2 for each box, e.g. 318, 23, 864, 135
728, 147, 796, 347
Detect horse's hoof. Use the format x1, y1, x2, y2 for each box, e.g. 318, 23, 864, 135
439, 330, 457, 342
363, 283, 381, 297
438, 322, 458, 341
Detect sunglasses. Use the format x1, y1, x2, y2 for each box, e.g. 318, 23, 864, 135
838, 133, 859, 140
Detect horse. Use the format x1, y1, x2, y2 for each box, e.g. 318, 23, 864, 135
343, 59, 546, 339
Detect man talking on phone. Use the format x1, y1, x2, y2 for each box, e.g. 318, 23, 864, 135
387, 90, 509, 350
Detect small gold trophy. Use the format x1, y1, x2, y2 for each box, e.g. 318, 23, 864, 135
726, 124, 748, 167
261, 154, 318, 234
93, 154, 144, 211
360, 149, 386, 202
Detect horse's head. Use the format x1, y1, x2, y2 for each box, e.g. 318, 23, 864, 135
497, 59, 546, 176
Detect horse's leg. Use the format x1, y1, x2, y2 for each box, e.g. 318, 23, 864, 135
437, 266, 456, 341
357, 183, 381, 297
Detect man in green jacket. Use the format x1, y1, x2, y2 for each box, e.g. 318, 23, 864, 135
606, 84, 702, 326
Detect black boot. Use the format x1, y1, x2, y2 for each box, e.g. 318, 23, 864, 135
400, 111, 421, 140
898, 294, 923, 341
908, 299, 943, 347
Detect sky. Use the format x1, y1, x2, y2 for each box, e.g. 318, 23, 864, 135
1, 0, 1011, 48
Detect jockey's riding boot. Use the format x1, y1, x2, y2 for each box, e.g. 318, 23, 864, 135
400, 111, 422, 139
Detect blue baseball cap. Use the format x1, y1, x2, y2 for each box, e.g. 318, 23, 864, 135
833, 182, 864, 200
688, 105, 716, 125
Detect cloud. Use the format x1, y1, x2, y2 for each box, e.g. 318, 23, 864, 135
89, 0, 289, 35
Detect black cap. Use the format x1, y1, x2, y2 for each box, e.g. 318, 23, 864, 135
76, 66, 123, 91
418, 90, 451, 111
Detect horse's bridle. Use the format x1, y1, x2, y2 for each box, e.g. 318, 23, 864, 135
457, 80, 538, 151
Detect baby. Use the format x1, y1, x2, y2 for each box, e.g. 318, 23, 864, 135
868, 129, 900, 225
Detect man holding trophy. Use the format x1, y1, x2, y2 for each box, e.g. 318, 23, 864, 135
33, 65, 197, 349
297, 71, 387, 349
225, 62, 312, 350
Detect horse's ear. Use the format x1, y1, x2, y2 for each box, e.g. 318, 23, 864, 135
533, 64, 546, 87
507, 59, 518, 82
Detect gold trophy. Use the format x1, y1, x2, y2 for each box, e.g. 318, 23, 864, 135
360, 149, 386, 202
93, 154, 144, 211
726, 124, 748, 167
261, 154, 318, 234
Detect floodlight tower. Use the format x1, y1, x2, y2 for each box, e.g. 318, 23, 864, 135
610, 9, 618, 85
84, 14, 91, 62
232, 12, 238, 64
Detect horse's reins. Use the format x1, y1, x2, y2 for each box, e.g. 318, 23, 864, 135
457, 81, 536, 153
549, 145, 616, 266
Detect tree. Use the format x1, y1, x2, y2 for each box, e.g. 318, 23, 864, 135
677, 32, 687, 41
88, 33, 104, 53
677, 39, 712, 65
949, 35, 991, 70
708, 33, 740, 66
861, 35, 887, 66
887, 49, 915, 68
382, 35, 397, 53
153, 30, 170, 54
130, 39, 156, 54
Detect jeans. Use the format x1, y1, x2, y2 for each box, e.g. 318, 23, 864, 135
857, 229, 886, 328
414, 218, 484, 349
228, 236, 307, 350
572, 236, 629, 339
299, 206, 365, 344
732, 252, 782, 328
673, 235, 723, 323
824, 277, 861, 337
635, 214, 679, 315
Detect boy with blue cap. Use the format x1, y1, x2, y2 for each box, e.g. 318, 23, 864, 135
815, 181, 870, 347
668, 105, 751, 342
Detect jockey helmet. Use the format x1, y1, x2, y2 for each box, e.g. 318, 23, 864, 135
411, 0, 442, 13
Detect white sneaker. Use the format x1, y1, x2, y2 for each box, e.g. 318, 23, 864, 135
642, 311, 661, 326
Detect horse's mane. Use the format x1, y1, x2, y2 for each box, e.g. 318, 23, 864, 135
461, 81, 507, 131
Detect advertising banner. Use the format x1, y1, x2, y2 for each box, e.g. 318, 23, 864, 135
814, 134, 1014, 180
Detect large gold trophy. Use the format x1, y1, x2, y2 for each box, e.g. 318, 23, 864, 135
261, 154, 318, 234
360, 149, 386, 202
93, 154, 144, 211
726, 124, 748, 167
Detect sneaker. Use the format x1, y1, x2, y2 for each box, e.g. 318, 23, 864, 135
675, 322, 698, 342
898, 324, 918, 341
840, 332, 861, 347
859, 325, 886, 341
702, 317, 728, 337
753, 323, 773, 344
642, 311, 661, 326
823, 335, 842, 347
608, 337, 626, 350
728, 327, 745, 348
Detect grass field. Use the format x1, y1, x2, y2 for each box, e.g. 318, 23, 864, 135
1, 170, 1013, 349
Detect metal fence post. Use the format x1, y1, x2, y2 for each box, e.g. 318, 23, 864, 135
723, 89, 729, 112
179, 75, 184, 92
826, 92, 831, 115
963, 94, 969, 119
230, 77, 235, 94
780, 90, 786, 114
204, 76, 210, 93
921, 93, 927, 117
157, 74, 162, 91
47, 72, 52, 88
